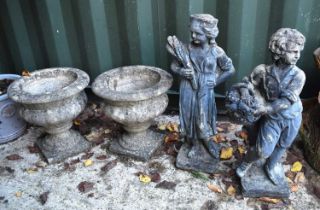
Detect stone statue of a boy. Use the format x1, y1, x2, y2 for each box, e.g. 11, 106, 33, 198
235, 28, 306, 185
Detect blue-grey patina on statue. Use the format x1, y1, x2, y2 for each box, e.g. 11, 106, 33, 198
167, 14, 235, 164
230, 28, 306, 188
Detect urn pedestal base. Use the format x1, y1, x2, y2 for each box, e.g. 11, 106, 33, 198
36, 129, 91, 164
176, 144, 220, 173
109, 129, 163, 161
240, 163, 290, 198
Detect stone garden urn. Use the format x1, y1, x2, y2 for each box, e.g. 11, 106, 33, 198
8, 67, 91, 163
92, 65, 172, 161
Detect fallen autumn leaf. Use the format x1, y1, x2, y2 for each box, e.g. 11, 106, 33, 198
291, 161, 303, 172
207, 183, 222, 193
155, 181, 177, 190
78, 181, 94, 193
220, 147, 233, 160
15, 191, 22, 197
227, 185, 236, 196
39, 191, 49, 205
6, 154, 23, 161
139, 174, 151, 183
83, 159, 93, 167
258, 197, 281, 204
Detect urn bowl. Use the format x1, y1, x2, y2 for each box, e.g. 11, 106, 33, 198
8, 67, 91, 163
92, 65, 173, 161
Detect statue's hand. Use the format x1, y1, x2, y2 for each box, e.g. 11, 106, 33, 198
206, 80, 216, 88
254, 105, 271, 116
180, 68, 194, 80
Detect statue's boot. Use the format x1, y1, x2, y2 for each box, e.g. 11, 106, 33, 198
264, 163, 282, 185
203, 138, 220, 159
236, 161, 252, 177
265, 146, 286, 185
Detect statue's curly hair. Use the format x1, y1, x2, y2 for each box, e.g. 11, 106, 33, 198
190, 14, 219, 45
268, 28, 305, 60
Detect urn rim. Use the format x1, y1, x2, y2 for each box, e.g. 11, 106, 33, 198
92, 65, 172, 102
8, 67, 89, 104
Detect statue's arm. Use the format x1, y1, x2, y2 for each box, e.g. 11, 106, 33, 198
259, 68, 306, 115
170, 59, 193, 80
215, 47, 235, 86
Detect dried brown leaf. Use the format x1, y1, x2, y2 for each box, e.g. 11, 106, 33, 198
6, 154, 23, 160
164, 132, 179, 143
217, 122, 235, 132
230, 139, 239, 147
15, 191, 22, 197
63, 162, 76, 172
27, 145, 40, 153
39, 191, 49, 205
70, 158, 81, 165
155, 181, 177, 190
77, 181, 94, 193
81, 152, 94, 160
150, 172, 161, 183
100, 159, 117, 174
212, 134, 226, 143
235, 130, 248, 141
258, 197, 281, 204
95, 155, 108, 160
207, 183, 222, 193
216, 127, 225, 133
285, 171, 295, 181
290, 184, 299, 192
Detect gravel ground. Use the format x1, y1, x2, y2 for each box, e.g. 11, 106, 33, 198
0, 114, 320, 210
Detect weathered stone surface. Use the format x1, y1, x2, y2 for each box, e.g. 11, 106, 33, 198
176, 144, 219, 174
8, 68, 91, 163
37, 130, 91, 164
240, 163, 290, 198
109, 129, 163, 161
92, 65, 172, 161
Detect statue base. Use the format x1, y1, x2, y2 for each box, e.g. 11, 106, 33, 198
109, 129, 163, 162
37, 129, 91, 164
240, 163, 290, 198
176, 143, 219, 173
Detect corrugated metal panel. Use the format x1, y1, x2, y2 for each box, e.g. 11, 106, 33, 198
1, 0, 320, 97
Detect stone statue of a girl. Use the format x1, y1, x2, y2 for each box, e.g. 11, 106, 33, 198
167, 14, 234, 172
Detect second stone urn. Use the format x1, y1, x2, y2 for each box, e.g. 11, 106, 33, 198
8, 67, 91, 163
92, 65, 172, 161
